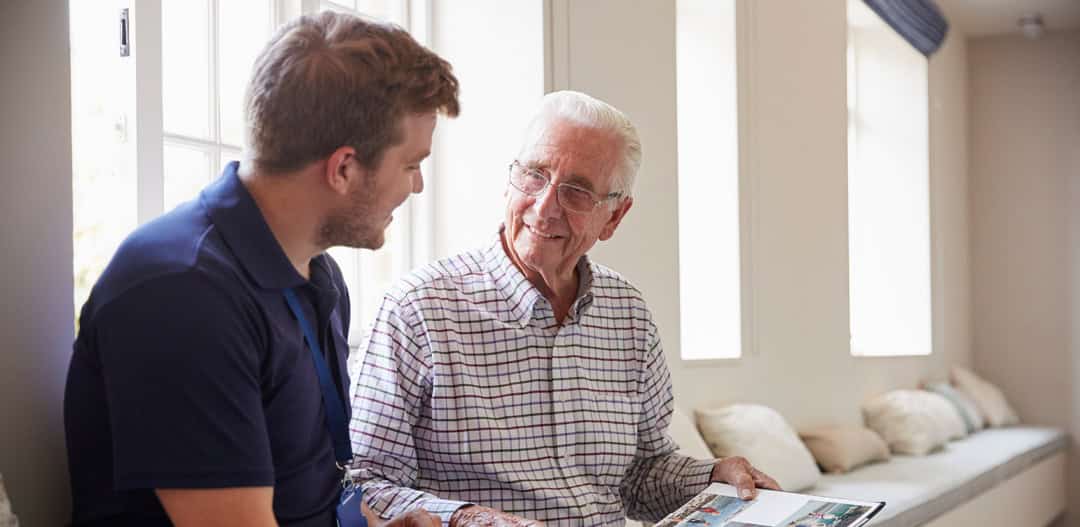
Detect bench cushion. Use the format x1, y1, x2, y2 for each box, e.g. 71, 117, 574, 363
811, 427, 1067, 527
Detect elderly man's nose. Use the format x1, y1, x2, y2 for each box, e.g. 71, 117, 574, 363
532, 185, 562, 217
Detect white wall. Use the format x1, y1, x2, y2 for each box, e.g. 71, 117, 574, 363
552, 0, 972, 429
969, 30, 1080, 526
0, 1, 75, 525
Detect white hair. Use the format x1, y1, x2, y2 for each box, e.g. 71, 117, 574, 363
519, 90, 642, 198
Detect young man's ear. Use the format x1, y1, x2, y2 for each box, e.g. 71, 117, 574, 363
324, 146, 358, 196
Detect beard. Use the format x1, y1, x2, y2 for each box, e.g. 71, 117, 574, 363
317, 172, 386, 250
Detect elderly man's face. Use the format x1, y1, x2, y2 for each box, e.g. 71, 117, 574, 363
503, 118, 632, 283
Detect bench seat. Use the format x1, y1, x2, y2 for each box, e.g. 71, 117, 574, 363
810, 427, 1068, 526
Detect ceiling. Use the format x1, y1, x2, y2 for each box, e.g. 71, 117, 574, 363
936, 0, 1080, 37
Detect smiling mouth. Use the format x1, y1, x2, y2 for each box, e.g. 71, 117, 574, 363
526, 224, 562, 240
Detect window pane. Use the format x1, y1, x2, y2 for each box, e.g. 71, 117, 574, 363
321, 0, 403, 23
847, 0, 931, 357
356, 0, 402, 22
219, 148, 242, 177
327, 246, 362, 341
219, 0, 272, 148
163, 142, 213, 211
677, 0, 741, 360
70, 0, 138, 323
358, 234, 401, 326
163, 0, 212, 139
321, 1, 355, 14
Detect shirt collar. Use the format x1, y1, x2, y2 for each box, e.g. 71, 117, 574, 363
200, 161, 308, 290
569, 256, 595, 319
485, 225, 596, 326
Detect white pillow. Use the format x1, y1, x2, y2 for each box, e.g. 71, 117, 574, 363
951, 367, 1020, 427
921, 390, 968, 440
862, 390, 956, 455
924, 381, 985, 433
695, 404, 821, 492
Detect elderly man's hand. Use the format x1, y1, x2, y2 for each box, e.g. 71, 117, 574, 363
450, 505, 542, 527
711, 456, 781, 500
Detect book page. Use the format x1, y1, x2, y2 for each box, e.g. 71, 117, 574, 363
655, 483, 884, 527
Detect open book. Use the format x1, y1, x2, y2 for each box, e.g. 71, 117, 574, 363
656, 483, 884, 527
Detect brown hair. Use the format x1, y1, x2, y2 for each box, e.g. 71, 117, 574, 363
244, 11, 459, 173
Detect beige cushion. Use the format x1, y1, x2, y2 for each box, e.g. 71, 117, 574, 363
798, 425, 891, 473
862, 390, 959, 455
695, 404, 821, 491
951, 367, 1020, 427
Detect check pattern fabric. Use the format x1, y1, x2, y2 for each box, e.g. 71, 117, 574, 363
348, 230, 715, 526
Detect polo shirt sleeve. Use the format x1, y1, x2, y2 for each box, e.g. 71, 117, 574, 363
94, 271, 274, 490
620, 311, 716, 522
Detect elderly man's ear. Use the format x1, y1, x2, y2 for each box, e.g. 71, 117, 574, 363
598, 198, 633, 241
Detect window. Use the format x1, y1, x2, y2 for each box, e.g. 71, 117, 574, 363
71, 0, 138, 323
675, 0, 742, 360
160, 0, 275, 211
71, 0, 422, 343
846, 0, 931, 357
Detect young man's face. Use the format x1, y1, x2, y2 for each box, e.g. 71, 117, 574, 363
323, 111, 437, 250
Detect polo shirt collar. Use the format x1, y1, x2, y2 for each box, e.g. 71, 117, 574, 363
200, 161, 308, 290
485, 225, 596, 327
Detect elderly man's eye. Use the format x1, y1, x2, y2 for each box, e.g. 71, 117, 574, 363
560, 187, 596, 210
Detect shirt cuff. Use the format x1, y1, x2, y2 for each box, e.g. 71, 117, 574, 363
421, 498, 473, 527
686, 457, 718, 491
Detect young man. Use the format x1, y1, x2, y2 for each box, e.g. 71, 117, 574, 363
64, 12, 459, 526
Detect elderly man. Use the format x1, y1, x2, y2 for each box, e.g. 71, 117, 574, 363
349, 91, 779, 527
64, 12, 458, 527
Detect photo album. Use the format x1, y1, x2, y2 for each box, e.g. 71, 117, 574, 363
656, 483, 884, 527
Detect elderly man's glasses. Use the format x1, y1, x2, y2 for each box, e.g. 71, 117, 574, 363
508, 161, 623, 213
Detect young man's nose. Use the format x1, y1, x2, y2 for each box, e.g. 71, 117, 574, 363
412, 171, 424, 194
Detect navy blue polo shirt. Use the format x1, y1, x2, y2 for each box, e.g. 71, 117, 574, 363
64, 162, 352, 526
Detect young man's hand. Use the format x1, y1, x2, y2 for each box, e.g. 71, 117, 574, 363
364, 502, 440, 527
385, 510, 442, 527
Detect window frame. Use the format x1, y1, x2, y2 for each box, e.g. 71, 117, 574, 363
111, 0, 436, 346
